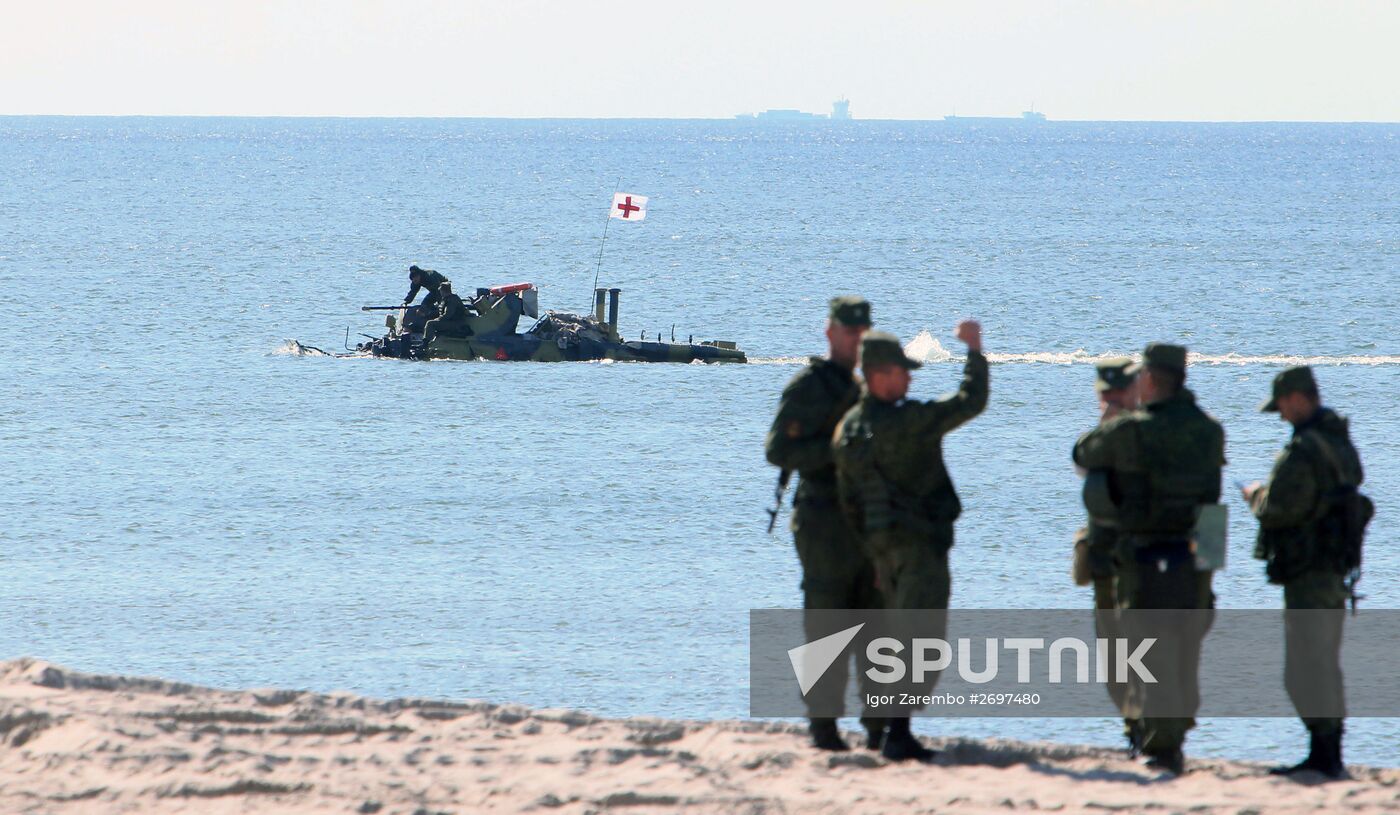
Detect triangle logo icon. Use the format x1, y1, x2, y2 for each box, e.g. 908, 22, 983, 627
787, 623, 865, 696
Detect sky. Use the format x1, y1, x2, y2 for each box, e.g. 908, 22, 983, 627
2, 0, 1397, 121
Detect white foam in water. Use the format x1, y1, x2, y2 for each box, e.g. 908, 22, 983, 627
903, 331, 955, 363
270, 339, 331, 357
898, 332, 1400, 367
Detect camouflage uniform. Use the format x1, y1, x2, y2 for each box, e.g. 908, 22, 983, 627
405, 266, 450, 308
1250, 367, 1361, 773
764, 297, 880, 733
423, 285, 471, 343
1076, 358, 1134, 731
833, 331, 988, 694
1072, 343, 1223, 770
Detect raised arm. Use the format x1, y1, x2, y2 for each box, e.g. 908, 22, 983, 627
909, 320, 989, 435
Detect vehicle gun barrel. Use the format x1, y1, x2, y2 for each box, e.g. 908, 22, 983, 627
361, 305, 408, 311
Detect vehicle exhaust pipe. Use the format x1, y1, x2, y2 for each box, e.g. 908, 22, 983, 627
608, 288, 621, 332
594, 288, 607, 323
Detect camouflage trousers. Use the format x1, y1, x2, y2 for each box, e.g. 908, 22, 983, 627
1092, 575, 1131, 730
864, 522, 953, 712
1116, 542, 1214, 756
791, 496, 882, 719
1282, 571, 1347, 736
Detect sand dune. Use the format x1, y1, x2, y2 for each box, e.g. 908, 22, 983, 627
0, 658, 1395, 814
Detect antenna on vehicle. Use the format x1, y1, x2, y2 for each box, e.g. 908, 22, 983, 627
590, 177, 622, 309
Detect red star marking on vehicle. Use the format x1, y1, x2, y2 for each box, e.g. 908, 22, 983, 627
494, 347, 510, 361
616, 196, 641, 218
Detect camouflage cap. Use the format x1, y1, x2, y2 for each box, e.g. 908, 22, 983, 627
1261, 366, 1317, 412
438, 281, 452, 291
1094, 357, 1135, 392
859, 330, 921, 370
409, 264, 424, 275
1125, 342, 1188, 376
829, 296, 872, 328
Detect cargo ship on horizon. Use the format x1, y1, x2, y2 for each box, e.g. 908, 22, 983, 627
944, 108, 1047, 123
737, 99, 851, 121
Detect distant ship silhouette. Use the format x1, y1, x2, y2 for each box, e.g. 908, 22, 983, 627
736, 99, 851, 121
945, 106, 1047, 123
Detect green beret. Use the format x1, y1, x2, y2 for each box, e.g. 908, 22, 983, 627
859, 330, 921, 370
1127, 342, 1188, 375
1261, 366, 1317, 412
1094, 357, 1135, 392
829, 296, 872, 327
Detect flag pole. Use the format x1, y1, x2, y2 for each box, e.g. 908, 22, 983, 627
591, 178, 622, 309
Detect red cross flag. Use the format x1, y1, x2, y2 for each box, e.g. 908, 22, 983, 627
610, 192, 648, 221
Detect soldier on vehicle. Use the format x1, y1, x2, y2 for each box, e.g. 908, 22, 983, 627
833, 321, 988, 763
764, 296, 883, 753
1243, 366, 1369, 779
423, 282, 471, 343
1073, 358, 1136, 748
1072, 343, 1224, 776
404, 265, 450, 309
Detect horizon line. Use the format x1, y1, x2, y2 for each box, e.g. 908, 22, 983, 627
3, 113, 1400, 125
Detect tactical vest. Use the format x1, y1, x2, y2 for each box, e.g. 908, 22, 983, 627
840, 406, 961, 537
794, 361, 860, 499
1260, 421, 1372, 581
1082, 470, 1118, 526
1114, 396, 1222, 537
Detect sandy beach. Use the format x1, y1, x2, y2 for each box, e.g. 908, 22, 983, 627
0, 659, 1395, 814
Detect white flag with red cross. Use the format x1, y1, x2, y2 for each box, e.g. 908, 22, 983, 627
609, 192, 648, 221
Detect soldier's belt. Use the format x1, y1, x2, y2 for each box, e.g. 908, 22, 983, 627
1127, 538, 1191, 565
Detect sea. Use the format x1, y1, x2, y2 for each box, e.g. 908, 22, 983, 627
2, 116, 1397, 765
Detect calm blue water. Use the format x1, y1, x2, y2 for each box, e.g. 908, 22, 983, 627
2, 117, 1398, 765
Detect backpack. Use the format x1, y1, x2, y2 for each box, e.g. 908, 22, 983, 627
1303, 430, 1374, 578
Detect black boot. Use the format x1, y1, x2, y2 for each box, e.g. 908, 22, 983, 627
1124, 719, 1143, 759
1315, 728, 1345, 778
1271, 729, 1345, 779
1270, 730, 1322, 776
880, 718, 936, 763
808, 718, 850, 752
860, 717, 887, 751
1142, 748, 1184, 776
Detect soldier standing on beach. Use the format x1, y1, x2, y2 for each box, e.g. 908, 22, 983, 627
833, 321, 988, 762
1072, 343, 1223, 776
764, 296, 883, 753
1073, 358, 1136, 749
1243, 366, 1368, 779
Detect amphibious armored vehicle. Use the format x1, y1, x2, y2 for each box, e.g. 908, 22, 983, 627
356, 283, 746, 363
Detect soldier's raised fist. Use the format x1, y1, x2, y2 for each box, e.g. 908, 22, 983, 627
956, 320, 982, 352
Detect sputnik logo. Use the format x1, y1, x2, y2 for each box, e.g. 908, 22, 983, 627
787, 624, 864, 695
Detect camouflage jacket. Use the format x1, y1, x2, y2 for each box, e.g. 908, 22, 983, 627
1250, 408, 1363, 569
405, 269, 449, 304
1072, 388, 1225, 538
437, 292, 467, 322
833, 350, 989, 535
764, 358, 860, 500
